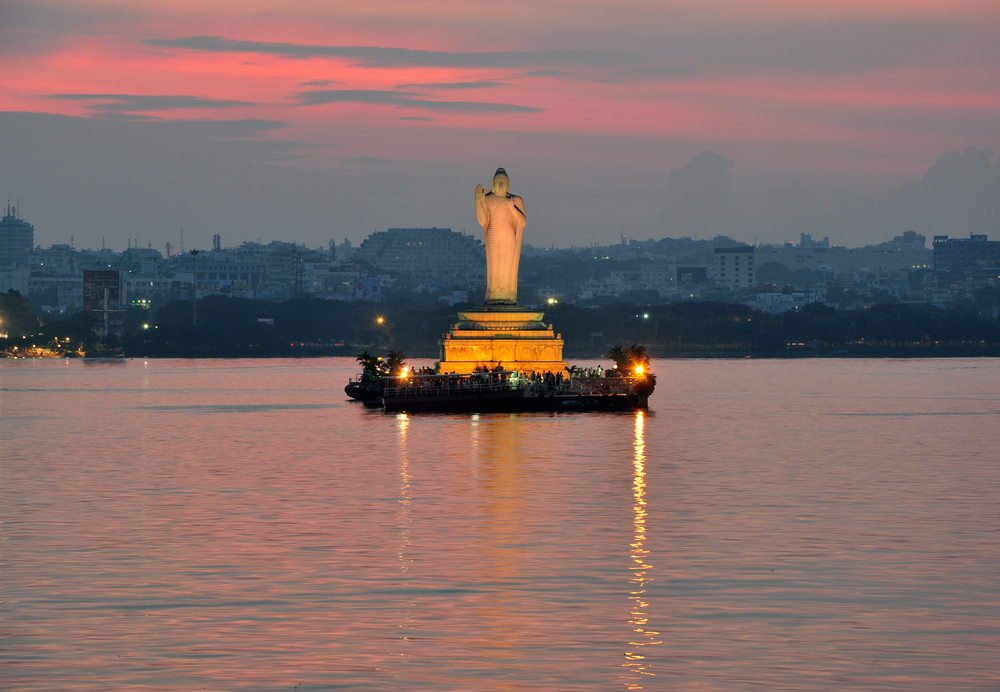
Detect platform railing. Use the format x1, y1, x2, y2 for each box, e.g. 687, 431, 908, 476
380, 372, 636, 399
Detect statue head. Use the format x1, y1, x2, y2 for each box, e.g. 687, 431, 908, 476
491, 167, 511, 196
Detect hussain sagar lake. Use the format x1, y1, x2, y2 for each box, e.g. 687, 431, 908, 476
1, 357, 998, 691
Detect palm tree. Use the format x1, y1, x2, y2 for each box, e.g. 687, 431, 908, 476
625, 344, 650, 370
356, 350, 383, 378
386, 350, 407, 376
607, 343, 651, 375
608, 345, 629, 371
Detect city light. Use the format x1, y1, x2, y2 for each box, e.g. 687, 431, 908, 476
143, 324, 149, 329
635, 365, 644, 375
548, 297, 558, 304
377, 316, 384, 325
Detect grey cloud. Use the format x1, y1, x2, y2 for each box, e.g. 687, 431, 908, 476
339, 156, 409, 165
396, 81, 504, 90
755, 181, 829, 240
142, 36, 640, 69
525, 70, 571, 77
0, 0, 147, 34
300, 79, 341, 87
624, 65, 691, 76
661, 151, 737, 238
89, 112, 163, 122
662, 18, 992, 75
47, 94, 254, 115
295, 89, 542, 114
878, 147, 1000, 234
745, 148, 1000, 244
5, 110, 998, 251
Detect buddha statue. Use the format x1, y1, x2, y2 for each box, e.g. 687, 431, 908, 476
475, 168, 526, 305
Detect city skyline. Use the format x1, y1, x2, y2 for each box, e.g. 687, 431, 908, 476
2, 0, 998, 251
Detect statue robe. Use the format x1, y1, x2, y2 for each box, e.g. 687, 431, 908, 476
479, 193, 525, 304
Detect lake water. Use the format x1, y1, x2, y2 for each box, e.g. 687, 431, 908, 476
1, 357, 998, 691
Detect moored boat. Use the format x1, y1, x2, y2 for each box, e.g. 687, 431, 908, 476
378, 371, 649, 413
345, 372, 383, 402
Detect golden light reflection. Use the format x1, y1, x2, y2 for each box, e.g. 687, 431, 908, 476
468, 415, 527, 659
622, 410, 660, 689
391, 413, 413, 666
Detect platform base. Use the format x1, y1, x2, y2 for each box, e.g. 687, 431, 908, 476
438, 307, 568, 375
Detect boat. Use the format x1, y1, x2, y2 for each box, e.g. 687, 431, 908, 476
345, 372, 383, 402
376, 371, 650, 413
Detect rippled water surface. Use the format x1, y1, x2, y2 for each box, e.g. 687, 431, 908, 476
1, 357, 998, 691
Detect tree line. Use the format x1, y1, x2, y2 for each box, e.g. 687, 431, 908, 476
4, 288, 1000, 358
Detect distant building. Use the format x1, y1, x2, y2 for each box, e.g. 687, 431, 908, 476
0, 203, 34, 262
885, 230, 926, 252
640, 264, 676, 291
676, 266, 707, 285
933, 234, 1000, 271
799, 233, 830, 249
750, 287, 825, 313
175, 251, 266, 289
713, 246, 756, 288
355, 227, 485, 283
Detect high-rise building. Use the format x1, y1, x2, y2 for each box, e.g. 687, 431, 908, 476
713, 246, 756, 289
0, 203, 34, 262
799, 233, 830, 249
933, 234, 1000, 271
355, 227, 485, 283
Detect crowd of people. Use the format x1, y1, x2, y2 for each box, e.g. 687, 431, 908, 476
386, 364, 633, 397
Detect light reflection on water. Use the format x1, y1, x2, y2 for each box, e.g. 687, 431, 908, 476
1, 357, 998, 691
392, 412, 413, 670
623, 411, 660, 688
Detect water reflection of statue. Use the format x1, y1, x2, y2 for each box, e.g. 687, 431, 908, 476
475, 168, 526, 305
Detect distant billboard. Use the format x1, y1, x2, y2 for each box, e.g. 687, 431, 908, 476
83, 270, 124, 337
196, 279, 253, 299
83, 271, 121, 311
355, 278, 381, 302
58, 285, 84, 309
256, 282, 289, 301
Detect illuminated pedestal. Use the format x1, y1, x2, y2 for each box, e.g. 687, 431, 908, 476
438, 307, 568, 375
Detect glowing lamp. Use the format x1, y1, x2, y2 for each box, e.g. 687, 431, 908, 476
635, 365, 645, 375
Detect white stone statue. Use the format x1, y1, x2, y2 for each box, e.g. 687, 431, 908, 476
475, 167, 526, 305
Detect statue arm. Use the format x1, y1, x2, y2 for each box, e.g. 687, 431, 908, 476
475, 185, 489, 228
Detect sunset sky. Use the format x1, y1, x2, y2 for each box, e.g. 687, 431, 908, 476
2, 0, 998, 250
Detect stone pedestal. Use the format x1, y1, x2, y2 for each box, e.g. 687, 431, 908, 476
438, 306, 568, 375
